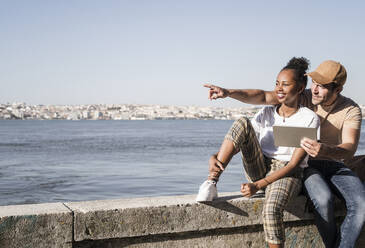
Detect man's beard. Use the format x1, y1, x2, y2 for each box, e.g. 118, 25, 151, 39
311, 97, 324, 106
312, 92, 336, 107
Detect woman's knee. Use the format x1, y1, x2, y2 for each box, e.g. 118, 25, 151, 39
234, 117, 251, 130
231, 117, 251, 130
236, 116, 250, 123
226, 117, 252, 143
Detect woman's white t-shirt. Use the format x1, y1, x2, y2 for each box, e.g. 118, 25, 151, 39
251, 105, 320, 168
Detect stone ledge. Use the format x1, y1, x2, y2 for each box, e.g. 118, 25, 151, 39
64, 192, 344, 242
0, 202, 73, 248
0, 193, 362, 248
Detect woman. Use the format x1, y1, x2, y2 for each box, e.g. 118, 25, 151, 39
196, 57, 320, 248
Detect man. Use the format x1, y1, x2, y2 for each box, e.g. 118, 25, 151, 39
204, 60, 365, 248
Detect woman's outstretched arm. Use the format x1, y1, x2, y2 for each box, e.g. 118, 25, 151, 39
203, 84, 279, 105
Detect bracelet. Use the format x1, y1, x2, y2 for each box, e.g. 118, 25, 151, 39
216, 158, 226, 166
263, 178, 271, 185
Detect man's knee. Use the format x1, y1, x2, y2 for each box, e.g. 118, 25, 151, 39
347, 194, 365, 217
304, 181, 333, 212
313, 193, 333, 211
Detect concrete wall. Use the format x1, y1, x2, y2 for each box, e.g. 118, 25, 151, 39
0, 203, 73, 248
0, 192, 364, 248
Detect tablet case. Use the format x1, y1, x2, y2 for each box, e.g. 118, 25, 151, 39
273, 126, 317, 148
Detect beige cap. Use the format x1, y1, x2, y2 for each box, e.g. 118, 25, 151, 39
306, 60, 347, 86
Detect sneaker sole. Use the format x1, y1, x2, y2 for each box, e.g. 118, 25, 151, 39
195, 195, 217, 202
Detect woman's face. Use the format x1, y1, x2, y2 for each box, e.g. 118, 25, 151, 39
275, 69, 303, 106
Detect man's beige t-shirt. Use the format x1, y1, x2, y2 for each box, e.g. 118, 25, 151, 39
300, 89, 362, 146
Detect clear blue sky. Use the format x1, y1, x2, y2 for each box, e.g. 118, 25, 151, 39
1, 1, 364, 107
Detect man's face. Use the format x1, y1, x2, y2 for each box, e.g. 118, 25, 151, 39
310, 80, 338, 105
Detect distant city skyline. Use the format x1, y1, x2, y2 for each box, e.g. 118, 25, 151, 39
0, 102, 263, 120
1, 1, 365, 107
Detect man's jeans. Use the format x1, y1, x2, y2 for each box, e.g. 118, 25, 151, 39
304, 160, 365, 248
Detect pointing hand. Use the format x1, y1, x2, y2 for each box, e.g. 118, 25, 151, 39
203, 84, 229, 100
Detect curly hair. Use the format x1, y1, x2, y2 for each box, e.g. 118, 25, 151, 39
281, 57, 310, 88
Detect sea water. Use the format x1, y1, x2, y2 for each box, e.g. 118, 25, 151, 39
0, 120, 364, 206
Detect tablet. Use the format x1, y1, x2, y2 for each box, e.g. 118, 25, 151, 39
273, 126, 317, 148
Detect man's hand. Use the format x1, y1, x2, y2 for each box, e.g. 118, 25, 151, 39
203, 84, 229, 100
208, 154, 225, 179
300, 137, 323, 158
241, 183, 259, 197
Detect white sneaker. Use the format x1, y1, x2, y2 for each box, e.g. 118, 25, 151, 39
196, 180, 218, 202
